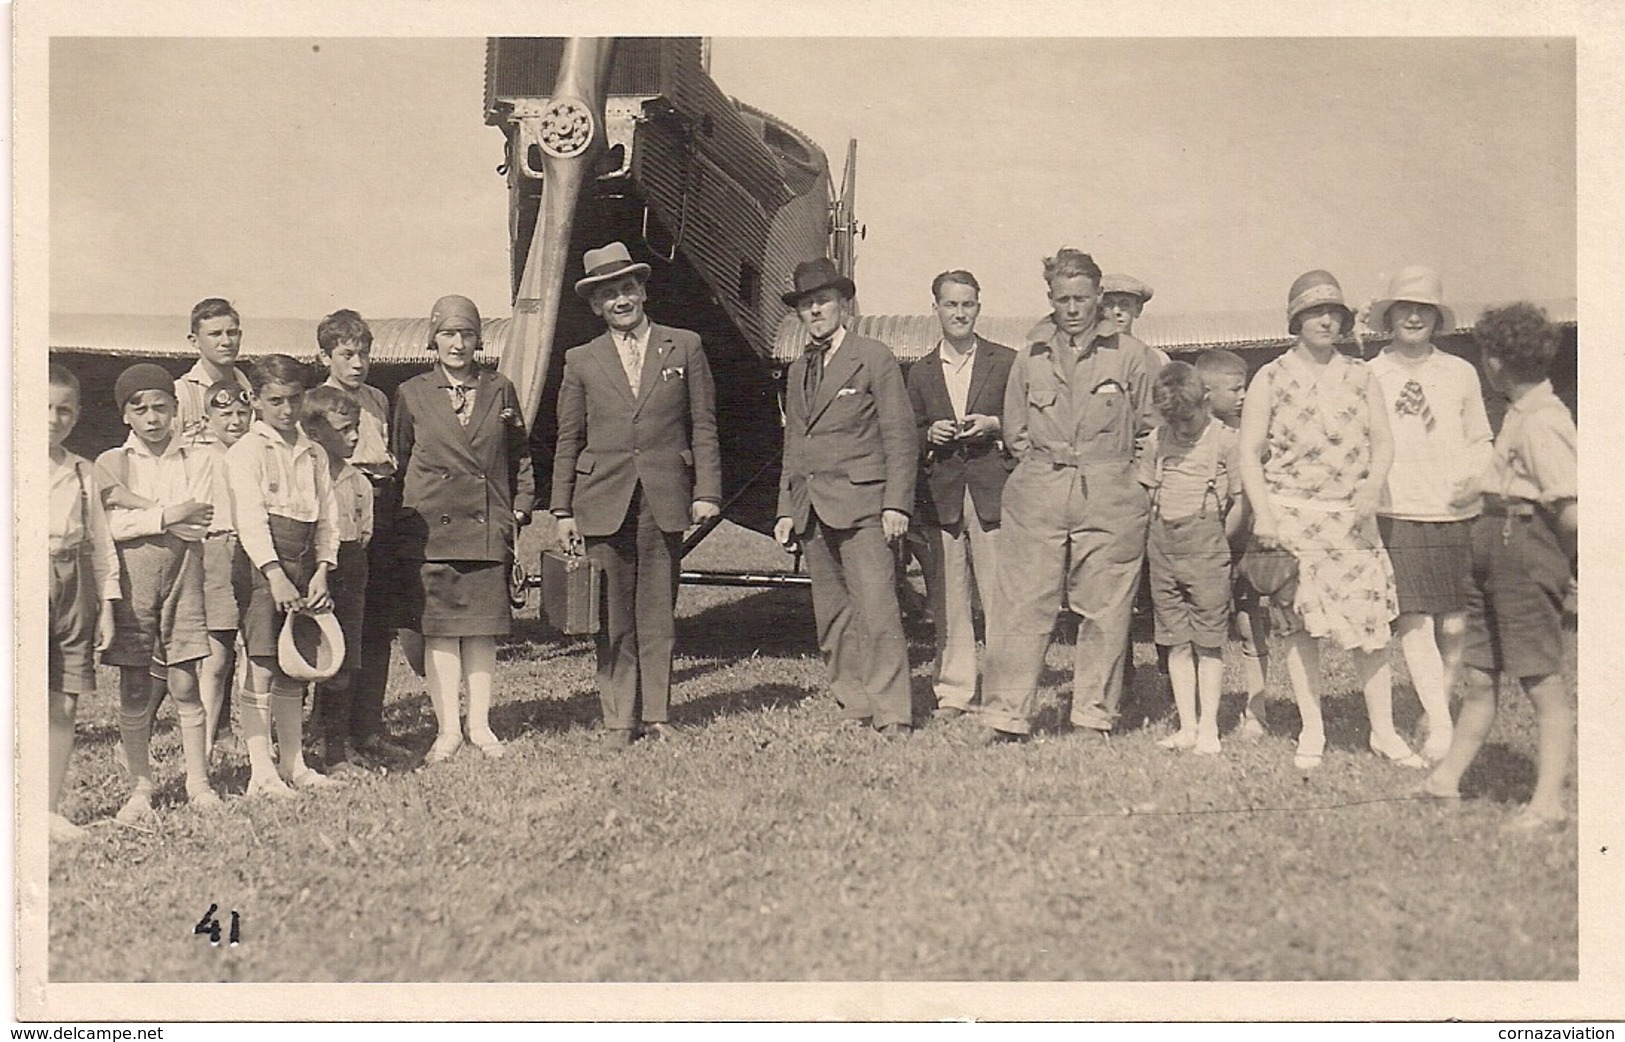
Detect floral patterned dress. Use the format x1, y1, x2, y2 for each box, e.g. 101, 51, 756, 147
1260, 347, 1397, 651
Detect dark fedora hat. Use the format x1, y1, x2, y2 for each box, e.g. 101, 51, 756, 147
781, 257, 856, 307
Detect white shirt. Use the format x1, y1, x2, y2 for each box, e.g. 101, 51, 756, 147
330, 462, 375, 546
616, 318, 652, 394
96, 433, 216, 543
938, 337, 978, 420
1370, 346, 1494, 521
50, 451, 122, 600
225, 420, 339, 570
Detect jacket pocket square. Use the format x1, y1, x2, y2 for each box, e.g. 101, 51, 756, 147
661, 366, 686, 380
836, 386, 859, 397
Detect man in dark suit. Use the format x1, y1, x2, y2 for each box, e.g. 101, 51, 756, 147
774, 258, 917, 737
552, 242, 722, 750
905, 269, 1016, 722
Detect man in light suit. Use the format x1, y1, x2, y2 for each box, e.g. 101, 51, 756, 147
905, 269, 1016, 722
552, 242, 722, 750
774, 258, 917, 737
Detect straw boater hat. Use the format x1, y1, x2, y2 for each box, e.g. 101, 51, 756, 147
277, 610, 346, 683
573, 242, 651, 298
1100, 274, 1154, 303
781, 257, 856, 307
1365, 266, 1457, 334
1286, 269, 1355, 335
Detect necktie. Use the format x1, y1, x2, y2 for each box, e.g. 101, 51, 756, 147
1395, 378, 1436, 431
449, 383, 471, 426
623, 332, 643, 396
804, 341, 828, 407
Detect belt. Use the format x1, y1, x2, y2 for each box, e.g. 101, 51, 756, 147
1480, 495, 1538, 519
49, 542, 85, 561
205, 530, 237, 540
359, 470, 396, 486
1024, 448, 1130, 469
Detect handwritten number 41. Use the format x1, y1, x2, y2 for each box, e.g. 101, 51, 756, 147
192, 903, 241, 947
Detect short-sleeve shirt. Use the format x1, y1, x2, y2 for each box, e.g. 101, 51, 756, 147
1137, 419, 1241, 522
330, 462, 375, 545
1490, 380, 1576, 504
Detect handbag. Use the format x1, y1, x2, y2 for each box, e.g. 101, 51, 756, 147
1238, 533, 1298, 602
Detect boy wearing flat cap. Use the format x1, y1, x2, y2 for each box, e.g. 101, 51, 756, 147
552, 242, 722, 750
774, 257, 917, 737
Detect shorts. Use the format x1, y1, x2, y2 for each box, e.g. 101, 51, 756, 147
407, 560, 512, 638
202, 532, 241, 631
329, 540, 369, 674
1147, 512, 1231, 649
1462, 509, 1569, 679
49, 545, 97, 695
102, 534, 209, 669
1378, 516, 1473, 615
235, 516, 318, 659
1231, 573, 1271, 659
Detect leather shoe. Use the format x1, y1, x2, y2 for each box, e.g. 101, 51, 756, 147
639, 722, 689, 741
972, 727, 1026, 746
604, 728, 635, 752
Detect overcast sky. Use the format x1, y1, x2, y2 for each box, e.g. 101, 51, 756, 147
48, 36, 1574, 323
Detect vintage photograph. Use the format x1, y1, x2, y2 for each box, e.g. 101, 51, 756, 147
13, 0, 1619, 1023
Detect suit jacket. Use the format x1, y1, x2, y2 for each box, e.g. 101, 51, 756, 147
392, 365, 536, 562
550, 323, 723, 537
905, 335, 1017, 528
777, 330, 916, 533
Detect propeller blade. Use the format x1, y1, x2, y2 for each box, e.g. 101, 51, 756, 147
500, 37, 618, 431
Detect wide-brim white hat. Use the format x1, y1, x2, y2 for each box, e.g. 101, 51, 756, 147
278, 610, 347, 682
1366, 265, 1458, 334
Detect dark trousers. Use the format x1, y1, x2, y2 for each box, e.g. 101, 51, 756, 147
350, 479, 399, 739
802, 514, 912, 728
587, 484, 682, 731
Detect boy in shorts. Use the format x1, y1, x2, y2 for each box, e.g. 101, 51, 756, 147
301, 385, 373, 775
96, 364, 222, 823
1196, 348, 1270, 737
48, 365, 121, 842
1417, 303, 1575, 834
1137, 362, 1244, 754
317, 309, 413, 763
194, 380, 253, 758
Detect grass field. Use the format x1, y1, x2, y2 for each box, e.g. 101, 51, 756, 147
46, 520, 1578, 983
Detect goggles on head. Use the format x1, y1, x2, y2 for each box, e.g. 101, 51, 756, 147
207, 387, 253, 409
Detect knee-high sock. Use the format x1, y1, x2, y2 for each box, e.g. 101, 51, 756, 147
239, 687, 278, 781
462, 638, 498, 739
118, 675, 157, 787
424, 637, 463, 742
270, 680, 308, 777
172, 691, 212, 793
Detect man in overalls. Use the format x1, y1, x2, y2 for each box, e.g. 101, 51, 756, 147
977, 248, 1163, 742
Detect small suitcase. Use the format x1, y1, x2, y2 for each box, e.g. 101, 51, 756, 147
541, 550, 603, 635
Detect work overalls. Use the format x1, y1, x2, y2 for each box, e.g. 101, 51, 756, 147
981, 326, 1156, 735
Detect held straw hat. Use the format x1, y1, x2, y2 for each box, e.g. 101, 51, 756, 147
277, 610, 347, 682
1286, 270, 1354, 336
1365, 266, 1457, 334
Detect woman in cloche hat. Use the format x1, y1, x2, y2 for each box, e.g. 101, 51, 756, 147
1365, 266, 1492, 763
1235, 270, 1423, 771
392, 295, 536, 764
